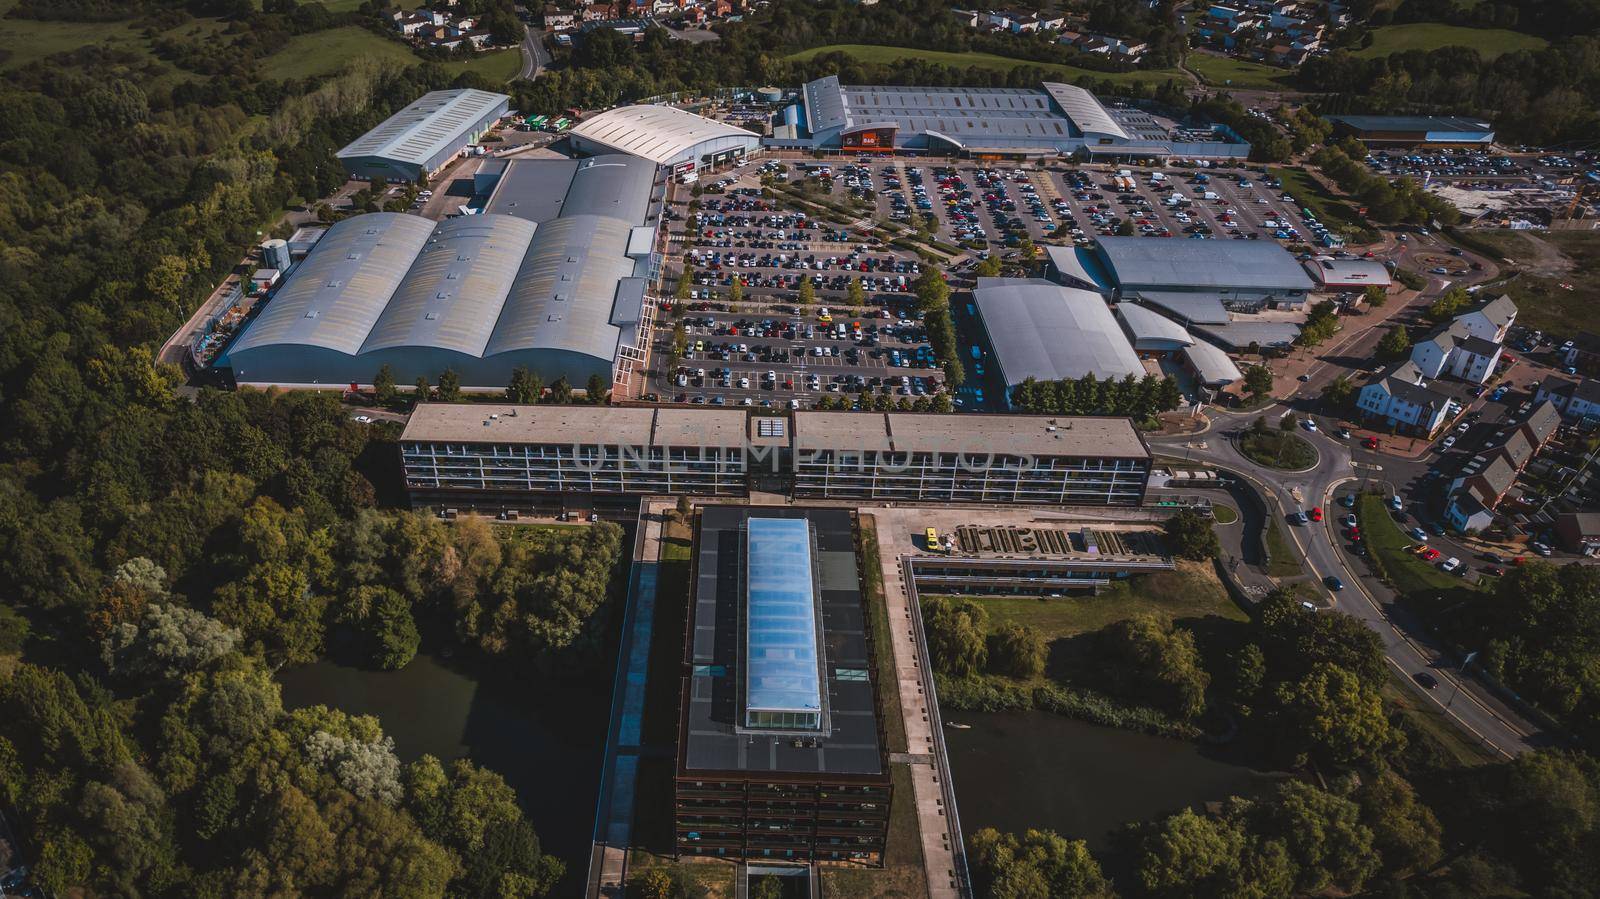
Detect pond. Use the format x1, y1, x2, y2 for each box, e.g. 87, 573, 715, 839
277, 652, 610, 887
944, 710, 1287, 850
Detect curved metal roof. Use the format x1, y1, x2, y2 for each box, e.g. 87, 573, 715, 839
484, 214, 637, 360
1042, 82, 1130, 141
561, 155, 657, 221
1117, 302, 1196, 347
974, 277, 1144, 385
569, 104, 759, 164
360, 215, 537, 357
230, 213, 434, 356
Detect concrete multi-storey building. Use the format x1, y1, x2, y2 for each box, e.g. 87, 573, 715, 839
399, 406, 1153, 509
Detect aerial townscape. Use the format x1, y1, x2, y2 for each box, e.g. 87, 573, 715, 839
4, 0, 1600, 896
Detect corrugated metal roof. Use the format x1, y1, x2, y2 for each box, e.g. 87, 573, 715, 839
230, 213, 435, 356
1097, 237, 1316, 292
1327, 114, 1493, 135
1182, 339, 1243, 385
569, 105, 759, 164
485, 214, 637, 360
1117, 303, 1195, 347
338, 89, 508, 167
1042, 82, 1130, 140
1192, 321, 1302, 351
974, 277, 1144, 385
1043, 243, 1112, 292
360, 215, 538, 357
1305, 256, 1392, 287
1134, 291, 1231, 325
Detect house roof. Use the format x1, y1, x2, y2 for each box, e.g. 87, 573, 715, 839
1520, 400, 1562, 445
1471, 294, 1517, 330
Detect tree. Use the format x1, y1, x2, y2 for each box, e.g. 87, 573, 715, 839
975, 255, 1003, 277
1425, 287, 1470, 322
1133, 808, 1246, 896
1377, 326, 1411, 359
1115, 218, 1136, 236
970, 828, 1111, 899
1164, 508, 1221, 561
436, 369, 461, 403
373, 365, 397, 406
1363, 284, 1387, 308
546, 377, 573, 405
1280, 412, 1298, 431
1271, 662, 1400, 767
922, 597, 988, 677
989, 623, 1047, 679
1259, 781, 1379, 894
797, 276, 815, 306
634, 867, 676, 899
846, 277, 865, 305
728, 276, 743, 304
103, 604, 241, 681
585, 374, 608, 405
1099, 614, 1210, 720
1355, 768, 1442, 877
1322, 375, 1354, 411
413, 376, 431, 403
508, 366, 542, 404
675, 266, 693, 301
1244, 364, 1273, 397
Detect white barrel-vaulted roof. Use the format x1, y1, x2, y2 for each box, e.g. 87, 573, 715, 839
1042, 82, 1129, 141
973, 277, 1144, 387
568, 104, 760, 165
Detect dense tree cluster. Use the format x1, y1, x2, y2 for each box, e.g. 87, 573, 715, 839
1009, 373, 1182, 421
1163, 509, 1222, 562
1311, 142, 1461, 226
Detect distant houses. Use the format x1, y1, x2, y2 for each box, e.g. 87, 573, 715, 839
950, 7, 1149, 61
1193, 0, 1337, 66
388, 6, 496, 50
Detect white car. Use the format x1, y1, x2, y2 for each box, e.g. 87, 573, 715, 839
1441, 436, 1457, 449
354, 415, 372, 423
1441, 557, 1461, 572
1390, 495, 1403, 511
1411, 527, 1428, 541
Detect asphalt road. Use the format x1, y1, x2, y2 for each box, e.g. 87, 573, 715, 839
515, 24, 550, 81
1147, 415, 1551, 759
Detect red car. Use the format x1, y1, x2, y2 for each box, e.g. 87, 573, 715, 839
1421, 548, 1442, 562
1362, 436, 1380, 450
1310, 507, 1323, 522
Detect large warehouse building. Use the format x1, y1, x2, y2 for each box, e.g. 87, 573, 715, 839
1091, 236, 1315, 320
225, 155, 661, 391
399, 406, 1152, 508
971, 277, 1144, 403
568, 104, 762, 178
337, 89, 509, 182
770, 76, 1249, 159
1325, 114, 1495, 147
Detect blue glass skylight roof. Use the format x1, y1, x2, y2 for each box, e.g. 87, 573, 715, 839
745, 518, 822, 721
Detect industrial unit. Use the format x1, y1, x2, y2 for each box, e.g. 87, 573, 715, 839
398, 407, 1152, 508
770, 76, 1250, 159
336, 89, 509, 182
1325, 114, 1495, 147
568, 104, 762, 179
1092, 235, 1316, 314
675, 506, 890, 864
970, 277, 1145, 404
224, 155, 661, 392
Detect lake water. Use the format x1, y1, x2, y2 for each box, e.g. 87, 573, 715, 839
277, 653, 609, 886
944, 711, 1286, 850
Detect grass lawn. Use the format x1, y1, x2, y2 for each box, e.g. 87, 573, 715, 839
1239, 428, 1318, 470
1186, 52, 1295, 91
0, 11, 226, 71
261, 26, 522, 82
1358, 494, 1477, 596
1264, 521, 1305, 579
1381, 673, 1498, 767
944, 561, 1246, 642
627, 853, 736, 899
1354, 24, 1547, 60
1475, 230, 1600, 337
1272, 166, 1377, 242
786, 44, 1184, 88
858, 516, 908, 754
1212, 503, 1240, 525
820, 763, 929, 899
260, 26, 422, 79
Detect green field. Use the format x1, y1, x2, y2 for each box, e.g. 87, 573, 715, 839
1354, 24, 1548, 59
1186, 52, 1295, 91
1264, 521, 1305, 579
0, 11, 228, 71
1272, 166, 1377, 242
1358, 494, 1476, 595
943, 562, 1246, 642
786, 43, 1184, 88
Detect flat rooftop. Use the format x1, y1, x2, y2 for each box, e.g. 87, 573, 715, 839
682, 506, 883, 777
400, 403, 748, 447
793, 411, 1150, 459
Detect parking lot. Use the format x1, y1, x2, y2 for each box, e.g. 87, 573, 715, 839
1364, 148, 1595, 185
650, 166, 949, 409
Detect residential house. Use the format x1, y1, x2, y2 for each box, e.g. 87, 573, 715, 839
582, 1, 616, 21
1356, 361, 1450, 436
1561, 330, 1600, 375
543, 5, 577, 29
1409, 319, 1503, 384
1536, 377, 1600, 421
1445, 455, 1517, 533
1555, 512, 1600, 555
1455, 294, 1518, 344
1518, 400, 1563, 451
